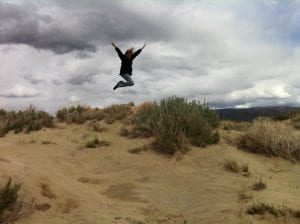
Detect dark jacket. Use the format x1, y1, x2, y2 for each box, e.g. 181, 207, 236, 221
115, 47, 142, 75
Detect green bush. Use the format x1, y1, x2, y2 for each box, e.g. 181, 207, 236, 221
0, 179, 21, 221
133, 96, 220, 155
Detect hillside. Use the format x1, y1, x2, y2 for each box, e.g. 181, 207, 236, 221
0, 119, 299, 224
216, 106, 300, 121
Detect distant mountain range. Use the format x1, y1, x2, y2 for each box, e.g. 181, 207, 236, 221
216, 106, 300, 122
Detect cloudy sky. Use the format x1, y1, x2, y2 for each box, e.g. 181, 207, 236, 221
1, 0, 300, 113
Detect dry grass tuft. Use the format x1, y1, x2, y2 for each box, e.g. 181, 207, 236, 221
119, 126, 152, 139
134, 101, 154, 114
224, 160, 240, 173
90, 122, 107, 132
252, 178, 266, 191
224, 159, 250, 175
221, 120, 251, 132
102, 104, 132, 124
85, 136, 110, 148
247, 202, 284, 216
239, 192, 253, 202
247, 202, 300, 219
239, 119, 300, 161
128, 145, 148, 154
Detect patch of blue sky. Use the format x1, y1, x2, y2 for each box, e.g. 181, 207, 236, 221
221, 0, 300, 46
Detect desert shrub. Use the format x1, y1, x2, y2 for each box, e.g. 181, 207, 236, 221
273, 114, 289, 121
224, 160, 239, 173
85, 136, 110, 148
0, 106, 54, 137
247, 202, 285, 216
90, 122, 106, 132
221, 120, 251, 132
133, 96, 220, 155
288, 110, 300, 120
0, 122, 7, 138
293, 122, 300, 130
56, 104, 131, 124
239, 119, 300, 161
119, 126, 152, 139
0, 179, 21, 222
102, 104, 132, 124
224, 160, 250, 175
119, 127, 130, 137
247, 202, 300, 219
128, 145, 148, 154
56, 105, 104, 124
130, 127, 152, 138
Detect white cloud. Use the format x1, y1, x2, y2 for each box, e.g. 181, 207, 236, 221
68, 96, 80, 103
229, 80, 291, 101
0, 0, 300, 112
1, 84, 41, 98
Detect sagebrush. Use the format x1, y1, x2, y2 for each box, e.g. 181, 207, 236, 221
56, 104, 132, 124
133, 96, 220, 154
239, 119, 300, 161
0, 106, 53, 137
0, 179, 21, 222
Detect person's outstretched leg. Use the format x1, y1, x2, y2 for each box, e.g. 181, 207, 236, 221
113, 73, 134, 90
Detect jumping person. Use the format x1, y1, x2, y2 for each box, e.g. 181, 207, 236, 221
111, 42, 146, 90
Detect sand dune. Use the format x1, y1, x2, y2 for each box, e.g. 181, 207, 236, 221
0, 121, 299, 224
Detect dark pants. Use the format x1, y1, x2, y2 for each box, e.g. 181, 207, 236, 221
116, 73, 134, 88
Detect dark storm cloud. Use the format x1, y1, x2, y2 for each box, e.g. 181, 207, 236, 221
0, 1, 172, 54
0, 2, 95, 54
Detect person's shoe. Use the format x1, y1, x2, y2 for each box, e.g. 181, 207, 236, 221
113, 83, 119, 90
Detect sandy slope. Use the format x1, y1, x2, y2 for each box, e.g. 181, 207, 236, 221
0, 122, 299, 224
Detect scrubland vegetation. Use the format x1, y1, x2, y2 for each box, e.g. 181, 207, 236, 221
0, 106, 53, 137
0, 179, 21, 223
247, 202, 300, 219
132, 96, 220, 154
239, 118, 300, 161
56, 97, 220, 155
56, 104, 132, 124
1, 99, 300, 224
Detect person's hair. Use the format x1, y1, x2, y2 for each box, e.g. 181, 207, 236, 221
125, 47, 134, 58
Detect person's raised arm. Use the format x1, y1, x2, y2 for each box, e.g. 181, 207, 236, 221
111, 42, 125, 60
132, 43, 146, 59
111, 42, 117, 48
